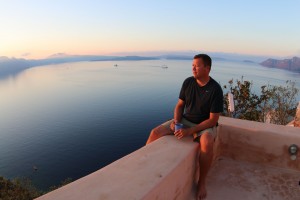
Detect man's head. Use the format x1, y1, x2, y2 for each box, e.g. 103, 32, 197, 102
193, 54, 212, 69
192, 54, 212, 80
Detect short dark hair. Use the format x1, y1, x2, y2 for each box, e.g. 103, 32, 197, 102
193, 54, 212, 68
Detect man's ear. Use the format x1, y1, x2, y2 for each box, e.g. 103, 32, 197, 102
205, 66, 211, 72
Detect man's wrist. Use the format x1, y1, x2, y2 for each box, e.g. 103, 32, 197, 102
174, 119, 181, 123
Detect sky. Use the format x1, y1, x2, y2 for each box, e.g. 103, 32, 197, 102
0, 0, 299, 59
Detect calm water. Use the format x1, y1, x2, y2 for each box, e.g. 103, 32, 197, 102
0, 60, 299, 190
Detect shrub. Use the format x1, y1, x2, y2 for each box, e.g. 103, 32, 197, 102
223, 77, 299, 125
0, 176, 72, 200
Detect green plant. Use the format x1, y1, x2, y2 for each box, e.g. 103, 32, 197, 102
266, 81, 299, 125
223, 77, 299, 125
0, 176, 41, 200
0, 176, 73, 200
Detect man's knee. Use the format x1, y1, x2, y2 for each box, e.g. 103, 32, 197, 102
146, 124, 172, 145
199, 132, 214, 152
147, 127, 160, 144
149, 128, 156, 138
150, 125, 172, 139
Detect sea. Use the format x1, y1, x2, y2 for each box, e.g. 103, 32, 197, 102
0, 59, 299, 190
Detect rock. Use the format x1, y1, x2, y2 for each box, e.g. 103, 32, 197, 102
260, 57, 300, 72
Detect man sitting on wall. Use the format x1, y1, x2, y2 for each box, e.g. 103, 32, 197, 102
146, 54, 223, 200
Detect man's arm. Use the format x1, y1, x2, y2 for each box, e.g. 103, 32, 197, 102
174, 99, 185, 123
170, 99, 185, 132
189, 112, 220, 134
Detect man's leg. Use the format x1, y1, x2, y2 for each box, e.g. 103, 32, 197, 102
197, 132, 214, 200
146, 123, 173, 145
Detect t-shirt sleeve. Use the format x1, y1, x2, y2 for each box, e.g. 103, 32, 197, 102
179, 78, 188, 101
210, 85, 224, 113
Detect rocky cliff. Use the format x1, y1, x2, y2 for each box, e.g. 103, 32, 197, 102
260, 57, 300, 72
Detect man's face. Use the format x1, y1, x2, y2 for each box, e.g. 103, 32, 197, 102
192, 58, 209, 79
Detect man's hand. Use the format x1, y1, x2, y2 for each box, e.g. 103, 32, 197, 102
174, 128, 192, 139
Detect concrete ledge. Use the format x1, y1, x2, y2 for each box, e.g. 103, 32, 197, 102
36, 117, 300, 200
36, 136, 199, 200
216, 117, 300, 170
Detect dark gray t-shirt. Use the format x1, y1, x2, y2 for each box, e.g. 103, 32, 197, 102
179, 76, 223, 124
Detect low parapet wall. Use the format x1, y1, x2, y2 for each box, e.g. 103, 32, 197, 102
36, 117, 300, 200
36, 136, 200, 200
216, 117, 300, 171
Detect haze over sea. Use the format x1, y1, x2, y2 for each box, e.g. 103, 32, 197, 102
0, 59, 299, 190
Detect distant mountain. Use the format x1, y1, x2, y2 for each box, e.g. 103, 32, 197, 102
0, 57, 32, 78
91, 56, 159, 61
243, 60, 255, 63
159, 55, 192, 60
48, 53, 70, 58
157, 54, 227, 61
111, 51, 270, 62
260, 57, 300, 72
0, 54, 159, 79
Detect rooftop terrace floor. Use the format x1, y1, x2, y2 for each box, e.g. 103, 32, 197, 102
196, 157, 300, 200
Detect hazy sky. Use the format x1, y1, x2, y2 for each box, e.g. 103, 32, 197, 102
1, 0, 299, 59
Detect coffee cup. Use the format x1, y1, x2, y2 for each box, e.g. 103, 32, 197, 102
175, 123, 184, 132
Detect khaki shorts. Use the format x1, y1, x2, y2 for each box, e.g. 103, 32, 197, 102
161, 117, 217, 142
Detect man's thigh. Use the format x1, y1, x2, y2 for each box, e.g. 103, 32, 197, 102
193, 127, 217, 143
155, 119, 174, 137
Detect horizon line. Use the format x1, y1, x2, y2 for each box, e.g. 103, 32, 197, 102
1, 50, 298, 60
